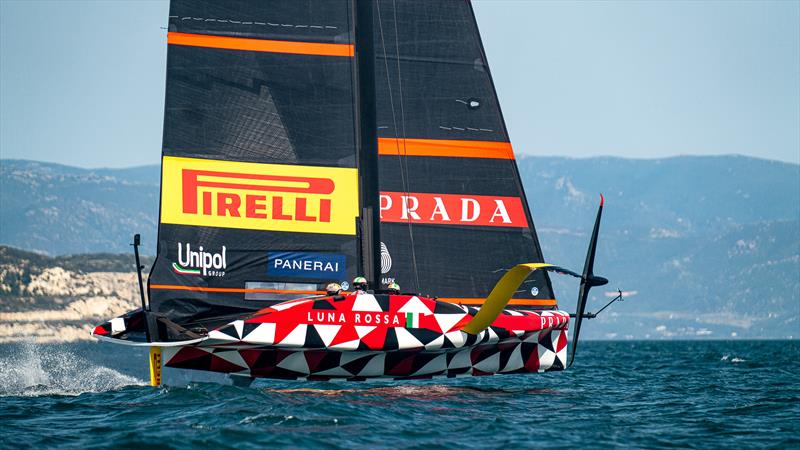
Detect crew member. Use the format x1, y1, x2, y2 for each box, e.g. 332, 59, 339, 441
387, 282, 401, 294
325, 282, 342, 296
352, 276, 368, 293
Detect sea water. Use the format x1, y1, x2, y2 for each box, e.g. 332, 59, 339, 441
0, 340, 797, 449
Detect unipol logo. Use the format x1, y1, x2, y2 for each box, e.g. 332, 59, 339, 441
379, 192, 528, 228
160, 157, 359, 235
173, 242, 226, 277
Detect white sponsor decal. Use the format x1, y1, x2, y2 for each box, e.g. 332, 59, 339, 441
380, 241, 392, 274
177, 242, 227, 276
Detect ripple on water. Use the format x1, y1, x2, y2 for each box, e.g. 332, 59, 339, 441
0, 340, 798, 449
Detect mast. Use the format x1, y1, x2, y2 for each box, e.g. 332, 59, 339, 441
354, 0, 382, 288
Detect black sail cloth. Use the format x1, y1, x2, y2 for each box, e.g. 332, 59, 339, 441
148, 0, 361, 328
148, 0, 556, 330
373, 0, 555, 308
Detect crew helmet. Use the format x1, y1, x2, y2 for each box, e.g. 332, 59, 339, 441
325, 282, 342, 296
352, 276, 368, 291
387, 282, 401, 293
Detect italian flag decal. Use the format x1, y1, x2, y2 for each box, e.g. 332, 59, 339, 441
172, 262, 200, 276
405, 312, 419, 329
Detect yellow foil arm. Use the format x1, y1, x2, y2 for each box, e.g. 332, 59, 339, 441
461, 263, 555, 334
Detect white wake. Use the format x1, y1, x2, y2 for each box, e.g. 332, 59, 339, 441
0, 341, 145, 397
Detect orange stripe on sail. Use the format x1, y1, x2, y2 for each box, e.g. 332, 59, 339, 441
378, 138, 515, 160
167, 32, 354, 57
438, 298, 557, 307
150, 284, 324, 295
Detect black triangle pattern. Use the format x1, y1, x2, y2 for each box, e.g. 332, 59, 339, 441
433, 302, 463, 314
312, 299, 337, 310
382, 328, 399, 351
497, 346, 514, 372
341, 354, 374, 375
409, 352, 439, 374
241, 322, 261, 339
374, 295, 391, 312
441, 335, 456, 349
303, 325, 325, 348
314, 351, 344, 373
538, 331, 556, 353
216, 324, 240, 340
408, 327, 442, 345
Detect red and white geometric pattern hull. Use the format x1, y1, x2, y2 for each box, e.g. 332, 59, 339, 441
95, 292, 570, 380
163, 328, 569, 381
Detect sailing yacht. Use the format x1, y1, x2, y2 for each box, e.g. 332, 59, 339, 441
92, 0, 609, 385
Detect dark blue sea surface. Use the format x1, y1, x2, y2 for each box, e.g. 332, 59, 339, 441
0, 340, 797, 449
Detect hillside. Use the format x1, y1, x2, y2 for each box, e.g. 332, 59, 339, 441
0, 246, 153, 343
513, 155, 800, 339
0, 160, 159, 255
0, 156, 797, 339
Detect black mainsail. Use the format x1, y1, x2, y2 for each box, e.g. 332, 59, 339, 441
372, 1, 555, 308
92, 0, 621, 384
148, 0, 363, 328
147, 0, 556, 331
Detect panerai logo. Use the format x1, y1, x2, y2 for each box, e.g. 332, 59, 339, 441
267, 252, 346, 280
172, 243, 227, 277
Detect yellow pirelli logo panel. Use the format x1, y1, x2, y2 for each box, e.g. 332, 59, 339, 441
161, 156, 359, 235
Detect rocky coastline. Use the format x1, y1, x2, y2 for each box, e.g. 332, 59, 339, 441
0, 246, 150, 343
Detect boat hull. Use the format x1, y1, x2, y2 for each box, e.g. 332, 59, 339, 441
163, 327, 568, 380
92, 293, 570, 380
